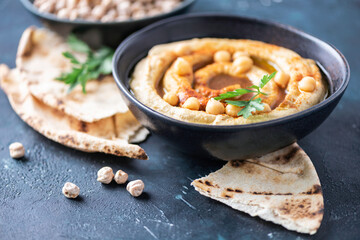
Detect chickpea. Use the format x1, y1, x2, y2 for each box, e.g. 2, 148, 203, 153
132, 10, 147, 19
274, 71, 290, 88
174, 44, 192, 55
34, 0, 47, 8
69, 10, 79, 20
173, 58, 192, 76
225, 104, 242, 117
78, 0, 89, 8
147, 8, 162, 17
101, 9, 117, 22
161, 1, 178, 11
62, 182, 80, 199
114, 170, 128, 184
9, 142, 25, 159
299, 76, 316, 92
232, 56, 253, 75
66, 0, 79, 9
55, 0, 66, 11
259, 103, 271, 113
77, 7, 91, 18
214, 50, 231, 63
126, 180, 144, 197
101, 0, 113, 9
57, 8, 71, 19
91, 5, 106, 20
163, 92, 179, 106
97, 166, 114, 184
232, 51, 250, 60
38, 1, 55, 13
206, 99, 225, 115
182, 97, 200, 111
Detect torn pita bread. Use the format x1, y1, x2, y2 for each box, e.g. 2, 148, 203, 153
0, 65, 148, 160
16, 27, 128, 123
192, 143, 323, 235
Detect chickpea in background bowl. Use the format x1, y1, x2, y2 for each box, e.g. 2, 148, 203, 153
33, 0, 184, 22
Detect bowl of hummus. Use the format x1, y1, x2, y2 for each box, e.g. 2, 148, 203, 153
113, 14, 350, 160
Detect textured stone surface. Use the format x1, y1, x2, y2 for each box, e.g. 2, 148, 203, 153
0, 0, 359, 239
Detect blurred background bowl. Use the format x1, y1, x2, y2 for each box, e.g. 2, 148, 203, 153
20, 0, 196, 47
113, 14, 350, 161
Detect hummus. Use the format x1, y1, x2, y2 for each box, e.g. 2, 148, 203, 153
130, 38, 327, 125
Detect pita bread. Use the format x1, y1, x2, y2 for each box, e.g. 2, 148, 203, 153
0, 65, 148, 160
192, 143, 323, 234
16, 27, 128, 123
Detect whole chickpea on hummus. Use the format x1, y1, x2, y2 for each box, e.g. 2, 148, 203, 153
130, 39, 327, 125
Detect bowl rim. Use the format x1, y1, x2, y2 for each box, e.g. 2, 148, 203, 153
113, 13, 350, 131
20, 0, 196, 26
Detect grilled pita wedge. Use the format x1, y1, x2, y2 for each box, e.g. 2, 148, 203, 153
0, 65, 148, 159
16, 27, 128, 123
192, 143, 323, 234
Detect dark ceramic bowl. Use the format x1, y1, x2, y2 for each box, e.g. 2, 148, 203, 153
113, 14, 350, 160
20, 0, 196, 47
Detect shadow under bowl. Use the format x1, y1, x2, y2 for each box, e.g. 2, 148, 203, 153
20, 0, 196, 47
113, 14, 350, 161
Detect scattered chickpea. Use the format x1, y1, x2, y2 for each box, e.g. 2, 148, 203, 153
206, 99, 225, 115
232, 56, 253, 75
232, 51, 250, 60
173, 58, 192, 76
126, 180, 145, 197
299, 76, 316, 92
225, 104, 242, 117
182, 97, 200, 111
62, 182, 80, 199
97, 166, 114, 184
163, 92, 179, 106
274, 71, 290, 88
9, 142, 25, 159
114, 170, 128, 184
214, 50, 231, 63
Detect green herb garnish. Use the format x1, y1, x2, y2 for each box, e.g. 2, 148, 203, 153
214, 72, 276, 118
56, 34, 114, 93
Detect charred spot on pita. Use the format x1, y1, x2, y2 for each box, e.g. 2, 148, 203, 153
284, 145, 300, 161
230, 160, 245, 167
221, 192, 233, 198
205, 180, 213, 186
79, 121, 88, 132
304, 184, 322, 194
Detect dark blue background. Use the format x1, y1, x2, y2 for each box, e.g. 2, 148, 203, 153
0, 0, 359, 239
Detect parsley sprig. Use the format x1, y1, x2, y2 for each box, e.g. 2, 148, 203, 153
214, 72, 276, 118
56, 34, 114, 93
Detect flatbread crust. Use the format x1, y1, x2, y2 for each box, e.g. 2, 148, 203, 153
16, 27, 128, 123
0, 65, 148, 160
191, 143, 324, 234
